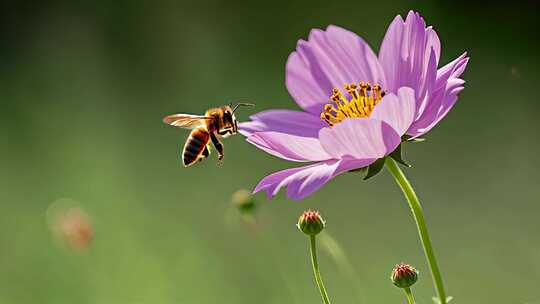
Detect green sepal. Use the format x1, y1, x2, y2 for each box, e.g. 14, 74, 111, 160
402, 134, 426, 143
389, 144, 411, 168
409, 137, 426, 143
363, 158, 385, 180
350, 144, 410, 178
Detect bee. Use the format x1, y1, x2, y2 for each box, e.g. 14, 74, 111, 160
163, 103, 254, 167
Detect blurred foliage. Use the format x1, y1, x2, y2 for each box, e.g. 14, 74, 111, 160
0, 1, 539, 303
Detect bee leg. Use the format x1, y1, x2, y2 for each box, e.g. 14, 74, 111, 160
210, 132, 224, 161
197, 146, 210, 163
202, 145, 210, 158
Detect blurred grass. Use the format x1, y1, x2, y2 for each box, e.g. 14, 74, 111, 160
0, 0, 539, 303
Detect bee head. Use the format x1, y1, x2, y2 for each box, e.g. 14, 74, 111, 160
223, 103, 254, 134
219, 105, 235, 134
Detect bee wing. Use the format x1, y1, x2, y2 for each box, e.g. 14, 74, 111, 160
162, 114, 212, 129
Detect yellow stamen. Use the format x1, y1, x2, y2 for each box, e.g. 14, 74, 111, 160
320, 82, 385, 126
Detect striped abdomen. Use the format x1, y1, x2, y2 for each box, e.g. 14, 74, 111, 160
182, 128, 210, 167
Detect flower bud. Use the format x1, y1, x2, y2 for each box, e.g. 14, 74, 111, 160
231, 189, 256, 214
297, 210, 325, 236
391, 263, 419, 288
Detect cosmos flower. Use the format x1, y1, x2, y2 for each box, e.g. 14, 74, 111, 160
240, 11, 469, 200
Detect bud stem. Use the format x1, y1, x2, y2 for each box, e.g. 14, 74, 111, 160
404, 287, 416, 304
385, 158, 447, 304
309, 235, 331, 304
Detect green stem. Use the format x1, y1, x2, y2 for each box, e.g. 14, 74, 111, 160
404, 287, 416, 304
309, 235, 331, 304
385, 158, 447, 304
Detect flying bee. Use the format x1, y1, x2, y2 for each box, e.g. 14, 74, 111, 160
163, 103, 254, 167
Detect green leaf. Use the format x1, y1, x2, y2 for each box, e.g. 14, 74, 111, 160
363, 158, 385, 180
389, 144, 411, 168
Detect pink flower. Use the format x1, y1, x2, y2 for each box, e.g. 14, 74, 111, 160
240, 11, 469, 200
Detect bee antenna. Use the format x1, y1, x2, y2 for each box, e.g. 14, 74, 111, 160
232, 103, 255, 113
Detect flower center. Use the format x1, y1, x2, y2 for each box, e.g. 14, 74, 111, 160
320, 82, 386, 126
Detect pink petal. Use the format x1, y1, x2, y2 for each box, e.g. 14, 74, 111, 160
437, 52, 469, 84
253, 158, 374, 200
379, 11, 441, 100
407, 53, 469, 137
411, 79, 465, 136
239, 109, 325, 138
414, 48, 438, 115
247, 132, 331, 162
286, 25, 386, 114
370, 87, 416, 136
318, 118, 401, 160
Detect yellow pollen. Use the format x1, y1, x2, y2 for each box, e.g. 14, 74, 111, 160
320, 82, 386, 126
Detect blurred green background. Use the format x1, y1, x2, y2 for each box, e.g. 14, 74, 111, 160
1, 1, 539, 303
